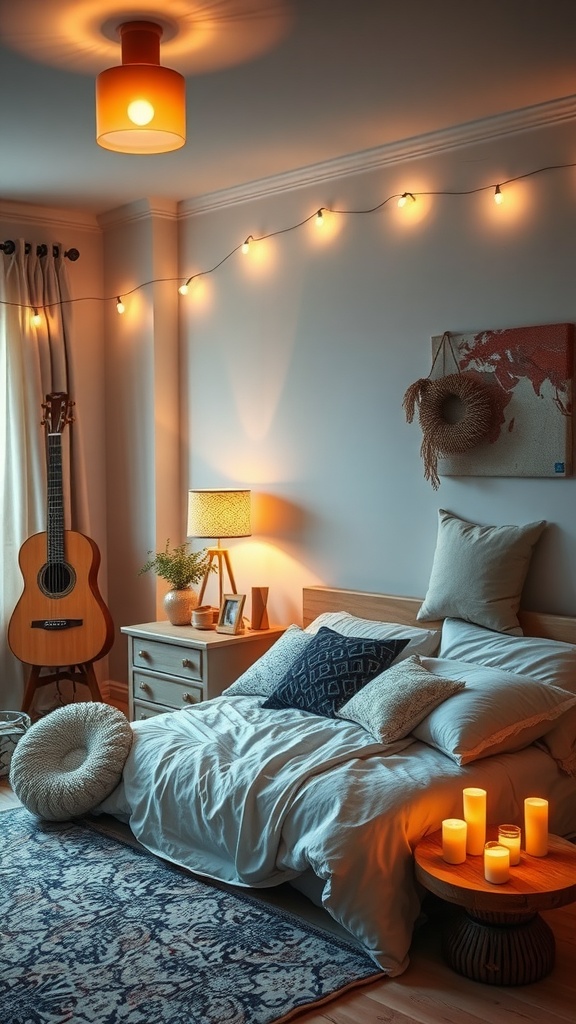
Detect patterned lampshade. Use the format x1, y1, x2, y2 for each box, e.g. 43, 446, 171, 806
187, 489, 251, 540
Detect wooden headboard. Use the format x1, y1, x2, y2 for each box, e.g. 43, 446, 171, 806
302, 586, 576, 644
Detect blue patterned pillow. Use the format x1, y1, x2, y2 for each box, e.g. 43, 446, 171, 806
262, 627, 409, 718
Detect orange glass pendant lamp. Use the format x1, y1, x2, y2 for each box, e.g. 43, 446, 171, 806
96, 21, 185, 154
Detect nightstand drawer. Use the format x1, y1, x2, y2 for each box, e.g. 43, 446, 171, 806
133, 671, 203, 709
133, 640, 202, 681
132, 700, 174, 721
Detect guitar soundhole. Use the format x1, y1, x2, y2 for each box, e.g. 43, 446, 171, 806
38, 562, 76, 598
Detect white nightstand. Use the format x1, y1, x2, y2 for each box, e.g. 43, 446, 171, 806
121, 621, 285, 721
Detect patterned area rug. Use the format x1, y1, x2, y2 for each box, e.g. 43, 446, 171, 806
0, 808, 380, 1024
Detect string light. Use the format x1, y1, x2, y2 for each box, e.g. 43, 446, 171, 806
31, 307, 42, 327
2, 161, 574, 317
315, 208, 324, 226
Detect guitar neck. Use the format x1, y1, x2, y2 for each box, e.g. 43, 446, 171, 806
47, 431, 65, 563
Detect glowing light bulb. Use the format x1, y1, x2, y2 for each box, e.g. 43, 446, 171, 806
31, 307, 42, 327
315, 208, 324, 226
398, 192, 415, 208
178, 279, 191, 296
127, 99, 155, 126
116, 296, 125, 314
494, 184, 503, 205
242, 236, 252, 255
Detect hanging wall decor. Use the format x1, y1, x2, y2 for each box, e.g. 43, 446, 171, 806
429, 323, 574, 481
403, 332, 496, 489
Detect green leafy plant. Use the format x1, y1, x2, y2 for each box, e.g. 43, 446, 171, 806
139, 540, 213, 591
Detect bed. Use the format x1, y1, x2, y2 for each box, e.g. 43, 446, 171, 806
95, 581, 576, 977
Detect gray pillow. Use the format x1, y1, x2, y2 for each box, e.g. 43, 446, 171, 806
223, 625, 312, 697
336, 654, 465, 744
413, 656, 576, 765
417, 509, 546, 635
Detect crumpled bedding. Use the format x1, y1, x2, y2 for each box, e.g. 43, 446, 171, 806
96, 694, 576, 975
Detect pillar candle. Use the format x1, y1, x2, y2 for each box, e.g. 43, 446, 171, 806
497, 824, 521, 865
524, 797, 548, 857
463, 787, 486, 856
484, 842, 510, 884
442, 819, 467, 864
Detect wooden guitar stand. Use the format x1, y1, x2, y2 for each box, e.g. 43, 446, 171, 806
21, 662, 103, 716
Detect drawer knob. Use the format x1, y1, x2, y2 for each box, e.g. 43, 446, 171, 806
139, 681, 151, 692
182, 658, 194, 668
138, 650, 150, 659
182, 692, 196, 704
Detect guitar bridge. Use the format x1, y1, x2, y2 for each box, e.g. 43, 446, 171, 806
31, 619, 83, 630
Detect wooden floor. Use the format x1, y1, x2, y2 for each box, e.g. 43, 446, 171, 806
2, 777, 575, 1024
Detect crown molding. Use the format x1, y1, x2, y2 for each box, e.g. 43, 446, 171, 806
0, 199, 100, 233
179, 93, 576, 217
97, 197, 179, 229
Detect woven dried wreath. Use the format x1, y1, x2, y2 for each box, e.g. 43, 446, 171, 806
403, 333, 494, 489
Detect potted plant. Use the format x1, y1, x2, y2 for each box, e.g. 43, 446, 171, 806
139, 540, 213, 625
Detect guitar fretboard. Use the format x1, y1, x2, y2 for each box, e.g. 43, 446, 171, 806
47, 432, 65, 565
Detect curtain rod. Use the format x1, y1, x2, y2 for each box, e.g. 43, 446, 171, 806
0, 240, 80, 261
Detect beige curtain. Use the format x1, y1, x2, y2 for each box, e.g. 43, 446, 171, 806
0, 239, 81, 709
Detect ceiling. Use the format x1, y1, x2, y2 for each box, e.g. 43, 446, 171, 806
1, 0, 576, 216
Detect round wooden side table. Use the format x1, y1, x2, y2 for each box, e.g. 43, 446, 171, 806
414, 827, 576, 986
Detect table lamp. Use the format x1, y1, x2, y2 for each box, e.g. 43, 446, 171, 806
187, 489, 251, 607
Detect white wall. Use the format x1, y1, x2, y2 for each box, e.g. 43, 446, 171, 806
99, 199, 181, 684
179, 119, 576, 629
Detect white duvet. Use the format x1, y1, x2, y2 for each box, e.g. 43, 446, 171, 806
96, 695, 576, 975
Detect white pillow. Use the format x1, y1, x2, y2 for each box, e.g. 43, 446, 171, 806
223, 625, 312, 697
537, 708, 576, 776
417, 509, 546, 635
305, 611, 440, 659
337, 655, 464, 744
412, 656, 576, 765
439, 617, 576, 694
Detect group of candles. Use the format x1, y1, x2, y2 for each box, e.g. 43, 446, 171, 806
441, 789, 549, 883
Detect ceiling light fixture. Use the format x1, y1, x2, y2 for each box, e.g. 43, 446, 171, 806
96, 21, 185, 154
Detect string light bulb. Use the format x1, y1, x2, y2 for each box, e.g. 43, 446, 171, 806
315, 208, 324, 226
116, 296, 125, 314
31, 307, 42, 327
179, 278, 192, 296
398, 192, 415, 208
241, 235, 253, 255
494, 184, 503, 205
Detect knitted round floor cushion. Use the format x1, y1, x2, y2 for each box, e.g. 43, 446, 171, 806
9, 702, 133, 821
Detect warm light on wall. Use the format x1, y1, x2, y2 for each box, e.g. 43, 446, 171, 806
4, 161, 574, 319
96, 21, 185, 154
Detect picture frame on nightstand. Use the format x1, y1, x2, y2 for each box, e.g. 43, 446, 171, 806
216, 593, 246, 634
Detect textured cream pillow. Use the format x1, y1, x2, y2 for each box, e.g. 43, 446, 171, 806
417, 509, 546, 635
336, 654, 465, 744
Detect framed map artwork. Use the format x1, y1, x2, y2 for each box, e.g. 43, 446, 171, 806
432, 322, 574, 479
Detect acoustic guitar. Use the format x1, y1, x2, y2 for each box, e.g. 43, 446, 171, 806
8, 393, 114, 668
